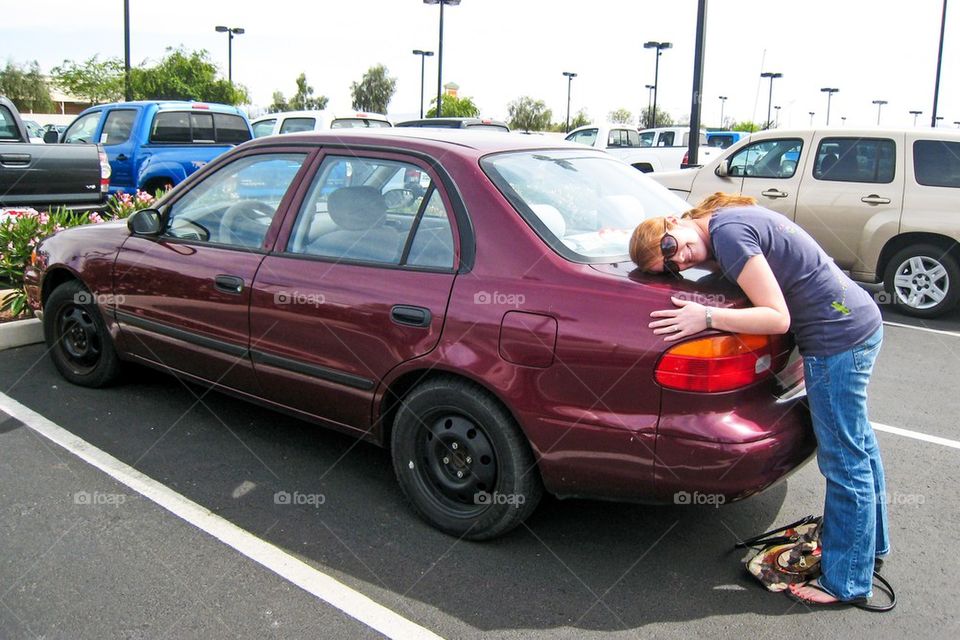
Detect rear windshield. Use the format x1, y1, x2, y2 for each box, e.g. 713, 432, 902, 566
465, 123, 509, 132
330, 118, 391, 128
150, 111, 251, 144
481, 150, 689, 263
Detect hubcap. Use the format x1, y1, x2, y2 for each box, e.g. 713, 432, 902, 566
892, 255, 949, 310
417, 413, 497, 511
57, 305, 101, 371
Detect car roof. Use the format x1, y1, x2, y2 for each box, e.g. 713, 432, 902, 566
252, 109, 389, 123
746, 127, 960, 139
242, 127, 596, 158
83, 100, 245, 114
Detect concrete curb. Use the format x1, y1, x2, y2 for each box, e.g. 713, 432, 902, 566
0, 317, 43, 351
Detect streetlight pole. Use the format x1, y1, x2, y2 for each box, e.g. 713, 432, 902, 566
774, 105, 781, 127
954, 121, 960, 128
123, 0, 131, 101
841, 116, 847, 126
644, 84, 655, 126
820, 87, 838, 125
760, 72, 782, 129
910, 110, 923, 126
412, 49, 434, 118
808, 111, 815, 126
719, 95, 727, 127
935, 116, 944, 127
931, 0, 948, 127
215, 25, 245, 84
644, 41, 672, 128
424, 0, 461, 118
872, 99, 888, 125
562, 71, 577, 133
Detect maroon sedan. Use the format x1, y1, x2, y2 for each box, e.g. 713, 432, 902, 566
26, 129, 814, 539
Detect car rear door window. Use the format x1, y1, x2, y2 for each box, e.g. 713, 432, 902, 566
150, 112, 191, 143
287, 156, 454, 269
914, 140, 960, 188
729, 138, 803, 179
814, 137, 896, 183
100, 109, 136, 145
279, 117, 316, 134
164, 153, 307, 248
213, 114, 252, 144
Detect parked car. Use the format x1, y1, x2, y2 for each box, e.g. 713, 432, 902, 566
54, 101, 252, 195
651, 127, 960, 318
395, 117, 509, 132
21, 118, 44, 143
565, 123, 667, 172
251, 110, 391, 137
26, 129, 814, 540
0, 95, 110, 209
637, 126, 720, 169
706, 130, 749, 149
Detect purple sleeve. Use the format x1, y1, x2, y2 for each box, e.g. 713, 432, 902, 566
711, 221, 763, 283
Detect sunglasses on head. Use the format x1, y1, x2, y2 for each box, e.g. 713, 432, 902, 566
660, 224, 681, 276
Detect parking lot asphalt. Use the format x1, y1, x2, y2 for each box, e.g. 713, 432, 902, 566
1, 308, 959, 639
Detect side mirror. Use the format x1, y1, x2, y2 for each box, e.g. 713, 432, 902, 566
715, 159, 731, 178
127, 208, 163, 237
42, 130, 60, 144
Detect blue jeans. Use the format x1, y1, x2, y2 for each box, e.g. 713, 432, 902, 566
802, 326, 889, 600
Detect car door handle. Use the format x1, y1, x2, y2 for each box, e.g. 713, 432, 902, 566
214, 274, 244, 294
391, 305, 432, 328
116, 153, 128, 161
761, 189, 789, 199
0, 153, 30, 166
861, 195, 891, 205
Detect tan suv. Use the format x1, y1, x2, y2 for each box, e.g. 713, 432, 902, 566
652, 128, 960, 317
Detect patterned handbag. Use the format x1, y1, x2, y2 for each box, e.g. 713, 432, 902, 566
736, 515, 823, 592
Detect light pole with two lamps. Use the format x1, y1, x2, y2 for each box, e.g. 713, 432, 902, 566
872, 99, 888, 125
562, 71, 577, 133
214, 25, 245, 84
718, 95, 728, 128
760, 71, 782, 129
423, 0, 461, 118
910, 110, 923, 127
412, 49, 434, 118
820, 87, 838, 125
643, 41, 672, 128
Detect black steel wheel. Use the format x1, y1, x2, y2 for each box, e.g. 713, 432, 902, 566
44, 281, 121, 387
391, 377, 542, 540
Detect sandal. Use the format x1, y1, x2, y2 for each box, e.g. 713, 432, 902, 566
787, 574, 897, 612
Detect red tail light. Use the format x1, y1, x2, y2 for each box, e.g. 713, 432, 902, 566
682, 151, 689, 165
98, 149, 112, 193
655, 334, 790, 393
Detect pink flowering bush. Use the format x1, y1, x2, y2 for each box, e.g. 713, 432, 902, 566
0, 189, 164, 316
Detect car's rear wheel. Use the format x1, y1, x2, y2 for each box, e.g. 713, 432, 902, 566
883, 245, 960, 318
44, 281, 121, 387
391, 377, 542, 540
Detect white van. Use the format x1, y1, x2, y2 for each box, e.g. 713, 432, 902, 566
251, 110, 391, 137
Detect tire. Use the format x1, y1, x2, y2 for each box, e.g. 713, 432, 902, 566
391, 377, 543, 540
43, 281, 121, 387
883, 244, 960, 318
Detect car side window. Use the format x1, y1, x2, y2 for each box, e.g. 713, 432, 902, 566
814, 137, 895, 183
101, 109, 136, 145
279, 117, 316, 134
63, 112, 101, 144
639, 131, 655, 147
214, 114, 252, 144
566, 128, 597, 146
251, 119, 276, 138
150, 112, 191, 143
729, 138, 803, 179
913, 140, 960, 188
287, 156, 455, 269
0, 106, 17, 140
659, 131, 675, 146
163, 153, 307, 248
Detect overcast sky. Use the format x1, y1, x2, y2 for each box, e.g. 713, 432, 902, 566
2, 0, 958, 129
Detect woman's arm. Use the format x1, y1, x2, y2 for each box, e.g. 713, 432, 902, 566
649, 254, 791, 340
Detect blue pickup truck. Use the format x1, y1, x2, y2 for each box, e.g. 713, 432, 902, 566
58, 101, 252, 195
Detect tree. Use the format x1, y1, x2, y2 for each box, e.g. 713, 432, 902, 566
731, 120, 761, 133
640, 106, 672, 128
50, 55, 124, 105
425, 94, 480, 118
507, 96, 552, 132
608, 108, 632, 124
128, 48, 249, 105
570, 109, 590, 129
268, 91, 289, 114
0, 61, 54, 112
287, 73, 328, 111
350, 64, 396, 114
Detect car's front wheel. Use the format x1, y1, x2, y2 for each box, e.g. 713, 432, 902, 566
391, 377, 542, 540
44, 281, 121, 387
883, 245, 960, 318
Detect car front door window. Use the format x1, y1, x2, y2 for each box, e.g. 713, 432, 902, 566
63, 112, 101, 144
164, 153, 307, 248
729, 139, 804, 179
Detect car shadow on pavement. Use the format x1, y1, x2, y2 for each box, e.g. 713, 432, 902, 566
2, 345, 812, 634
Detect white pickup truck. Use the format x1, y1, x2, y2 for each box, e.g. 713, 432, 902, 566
565, 124, 717, 172
638, 126, 719, 169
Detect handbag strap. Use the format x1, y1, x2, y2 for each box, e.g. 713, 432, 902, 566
854, 571, 897, 612
734, 515, 820, 549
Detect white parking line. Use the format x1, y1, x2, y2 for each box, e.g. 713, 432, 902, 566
883, 320, 960, 338
0, 392, 444, 640
873, 421, 960, 450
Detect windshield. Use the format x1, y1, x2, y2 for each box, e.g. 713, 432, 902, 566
482, 150, 689, 262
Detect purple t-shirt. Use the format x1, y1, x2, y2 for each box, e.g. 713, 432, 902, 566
708, 206, 881, 356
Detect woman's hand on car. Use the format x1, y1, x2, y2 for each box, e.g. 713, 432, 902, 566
649, 297, 707, 341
